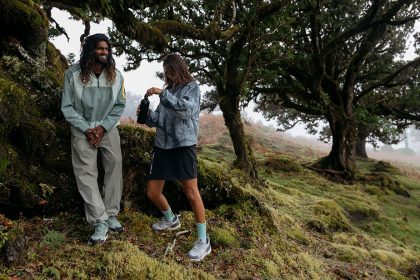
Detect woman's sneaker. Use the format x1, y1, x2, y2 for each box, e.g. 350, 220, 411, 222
152, 215, 181, 231
107, 216, 124, 233
88, 221, 108, 245
188, 235, 211, 262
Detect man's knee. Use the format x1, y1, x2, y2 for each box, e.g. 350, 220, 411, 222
104, 154, 122, 169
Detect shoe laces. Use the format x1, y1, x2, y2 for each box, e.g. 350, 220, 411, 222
160, 216, 176, 225
95, 222, 108, 235
190, 239, 206, 254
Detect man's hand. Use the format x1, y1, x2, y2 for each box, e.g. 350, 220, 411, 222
85, 126, 105, 148
91, 126, 105, 147
85, 129, 96, 144
145, 87, 162, 97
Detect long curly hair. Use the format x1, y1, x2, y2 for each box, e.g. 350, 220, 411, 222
163, 54, 194, 88
79, 33, 116, 85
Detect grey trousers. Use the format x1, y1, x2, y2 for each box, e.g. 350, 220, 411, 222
71, 127, 123, 225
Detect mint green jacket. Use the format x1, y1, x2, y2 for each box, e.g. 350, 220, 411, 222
61, 65, 126, 136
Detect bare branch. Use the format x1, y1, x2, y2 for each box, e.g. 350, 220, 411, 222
45, 7, 70, 41
80, 20, 90, 44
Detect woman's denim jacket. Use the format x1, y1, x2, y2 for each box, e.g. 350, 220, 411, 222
146, 81, 200, 149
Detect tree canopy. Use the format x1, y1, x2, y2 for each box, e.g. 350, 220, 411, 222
251, 0, 420, 178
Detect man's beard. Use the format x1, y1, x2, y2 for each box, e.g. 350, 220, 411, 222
95, 54, 108, 65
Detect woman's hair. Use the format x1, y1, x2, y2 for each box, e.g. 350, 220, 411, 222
163, 54, 194, 88
79, 33, 116, 85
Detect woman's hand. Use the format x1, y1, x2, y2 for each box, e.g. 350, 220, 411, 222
145, 87, 162, 97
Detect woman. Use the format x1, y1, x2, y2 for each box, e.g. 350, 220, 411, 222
137, 54, 211, 261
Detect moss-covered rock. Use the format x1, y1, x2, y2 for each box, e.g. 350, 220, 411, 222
0, 221, 27, 265
0, 0, 49, 60
331, 243, 370, 263
0, 30, 76, 217
343, 199, 380, 223
0, 73, 34, 137
264, 156, 303, 173
361, 172, 411, 197
374, 161, 402, 175
307, 199, 352, 233
118, 124, 156, 212
210, 227, 241, 248
119, 124, 247, 214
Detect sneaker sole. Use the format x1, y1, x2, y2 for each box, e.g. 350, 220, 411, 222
109, 227, 124, 233
88, 234, 109, 245
153, 222, 181, 232
189, 246, 212, 262
152, 215, 182, 232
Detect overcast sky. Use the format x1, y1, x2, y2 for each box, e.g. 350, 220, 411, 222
50, 9, 419, 140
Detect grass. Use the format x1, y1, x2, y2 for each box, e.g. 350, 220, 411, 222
1, 117, 420, 279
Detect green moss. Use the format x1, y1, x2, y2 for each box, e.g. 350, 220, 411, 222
357, 160, 411, 197
0, 0, 48, 57
210, 227, 240, 248
370, 249, 410, 269
41, 230, 66, 248
286, 227, 311, 246
374, 161, 402, 175
332, 244, 370, 263
264, 156, 302, 173
103, 241, 215, 279
307, 199, 352, 233
42, 266, 61, 279
269, 251, 333, 279
340, 198, 380, 223
332, 232, 368, 247
364, 185, 383, 196
382, 268, 409, 280
44, 41, 68, 83
263, 259, 280, 278
197, 158, 254, 206
0, 74, 33, 137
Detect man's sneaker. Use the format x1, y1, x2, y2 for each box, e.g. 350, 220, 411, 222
88, 221, 108, 245
188, 235, 211, 262
152, 215, 181, 231
107, 216, 124, 233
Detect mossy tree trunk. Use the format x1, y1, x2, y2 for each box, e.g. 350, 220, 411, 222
213, 27, 259, 179
317, 105, 356, 178
219, 89, 257, 178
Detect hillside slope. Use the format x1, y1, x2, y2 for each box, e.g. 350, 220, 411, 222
1, 116, 419, 279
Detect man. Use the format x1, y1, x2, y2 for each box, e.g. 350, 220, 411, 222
61, 33, 126, 245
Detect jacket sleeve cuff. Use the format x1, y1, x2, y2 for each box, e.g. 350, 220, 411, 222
79, 123, 90, 134
100, 121, 112, 132
159, 89, 169, 100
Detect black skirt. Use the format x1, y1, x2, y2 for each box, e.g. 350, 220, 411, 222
148, 145, 198, 180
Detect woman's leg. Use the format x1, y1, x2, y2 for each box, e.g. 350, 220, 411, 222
181, 178, 205, 224
182, 178, 211, 261
147, 180, 179, 230
146, 180, 168, 211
